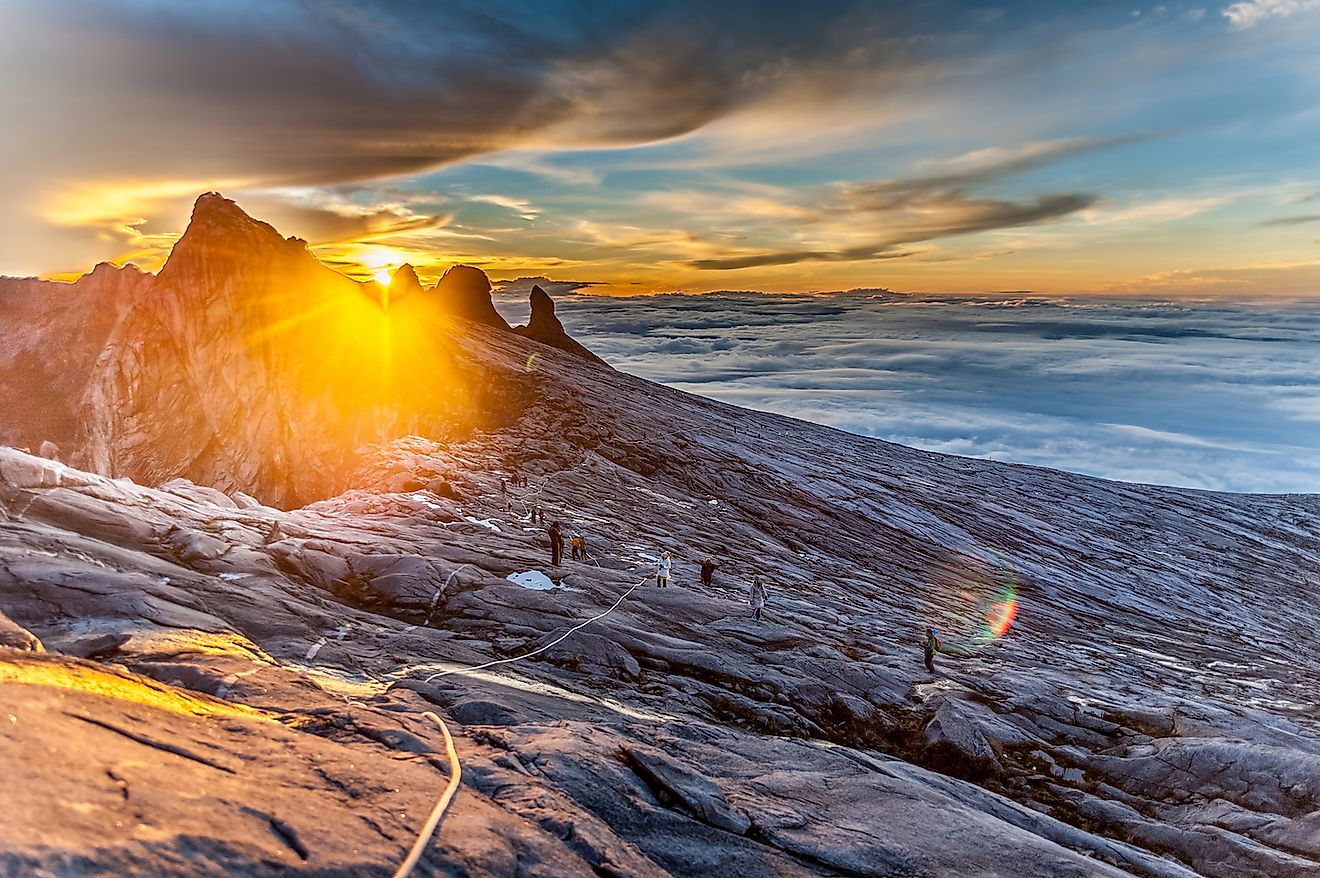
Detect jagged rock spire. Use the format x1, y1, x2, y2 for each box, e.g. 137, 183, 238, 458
513, 285, 606, 365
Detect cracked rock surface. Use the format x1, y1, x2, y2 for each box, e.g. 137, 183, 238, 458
2, 356, 1318, 877
2, 194, 1319, 877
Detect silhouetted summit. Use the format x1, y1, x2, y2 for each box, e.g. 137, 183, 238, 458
434, 264, 510, 330
0, 193, 608, 506
514, 284, 605, 364
385, 263, 424, 304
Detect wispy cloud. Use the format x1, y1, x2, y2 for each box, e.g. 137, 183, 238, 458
1081, 195, 1229, 226
1260, 213, 1320, 226
686, 146, 1116, 270
1222, 0, 1320, 29
3, 1, 1319, 296
467, 195, 541, 221
911, 134, 1155, 184
0, 0, 928, 274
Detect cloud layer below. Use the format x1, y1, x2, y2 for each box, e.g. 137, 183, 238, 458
494, 291, 1320, 493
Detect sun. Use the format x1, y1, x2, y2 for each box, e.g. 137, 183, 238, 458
373, 268, 393, 286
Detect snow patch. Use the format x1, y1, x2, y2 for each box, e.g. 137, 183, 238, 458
410, 493, 448, 511
508, 570, 557, 590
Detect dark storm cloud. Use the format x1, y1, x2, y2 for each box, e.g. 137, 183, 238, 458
519, 291, 1320, 492
3, 0, 920, 186
0, 0, 956, 271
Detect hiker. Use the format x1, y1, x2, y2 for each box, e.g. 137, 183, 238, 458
657, 552, 673, 588
532, 504, 543, 524
700, 559, 717, 587
571, 532, 587, 562
923, 627, 942, 673
548, 521, 565, 566
749, 575, 768, 621
500, 478, 507, 494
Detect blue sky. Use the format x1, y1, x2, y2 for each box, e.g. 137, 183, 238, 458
2, 0, 1319, 295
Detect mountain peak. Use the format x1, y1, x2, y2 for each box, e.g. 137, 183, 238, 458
513, 284, 606, 365
433, 264, 510, 330
190, 191, 258, 224
83, 261, 147, 281
527, 284, 563, 333
384, 263, 424, 306
168, 193, 285, 259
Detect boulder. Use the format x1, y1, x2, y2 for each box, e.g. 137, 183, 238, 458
623, 746, 752, 834
923, 698, 1005, 775
0, 612, 43, 652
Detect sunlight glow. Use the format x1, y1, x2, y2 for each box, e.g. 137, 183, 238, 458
0, 654, 272, 720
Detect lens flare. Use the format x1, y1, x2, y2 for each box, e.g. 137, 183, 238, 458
922, 547, 1018, 656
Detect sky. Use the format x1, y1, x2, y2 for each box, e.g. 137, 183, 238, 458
493, 288, 1320, 493
2, 0, 1320, 294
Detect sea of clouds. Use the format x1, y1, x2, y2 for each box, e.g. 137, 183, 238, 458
494, 289, 1320, 494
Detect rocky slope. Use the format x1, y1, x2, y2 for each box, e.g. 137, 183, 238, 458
0, 261, 149, 456
0, 195, 599, 508
2, 196, 1319, 877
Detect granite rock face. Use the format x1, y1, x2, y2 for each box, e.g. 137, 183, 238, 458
1, 196, 1319, 877
0, 260, 149, 455
433, 264, 512, 330
0, 195, 605, 507
384, 262, 425, 305
1, 349, 1317, 877
513, 284, 607, 364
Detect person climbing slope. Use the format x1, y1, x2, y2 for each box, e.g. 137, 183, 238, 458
923, 626, 942, 673
571, 532, 587, 562
548, 521, 565, 566
749, 575, 768, 621
700, 559, 717, 587
657, 552, 673, 588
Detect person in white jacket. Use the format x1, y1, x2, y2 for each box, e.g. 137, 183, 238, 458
656, 552, 673, 588
749, 575, 768, 621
